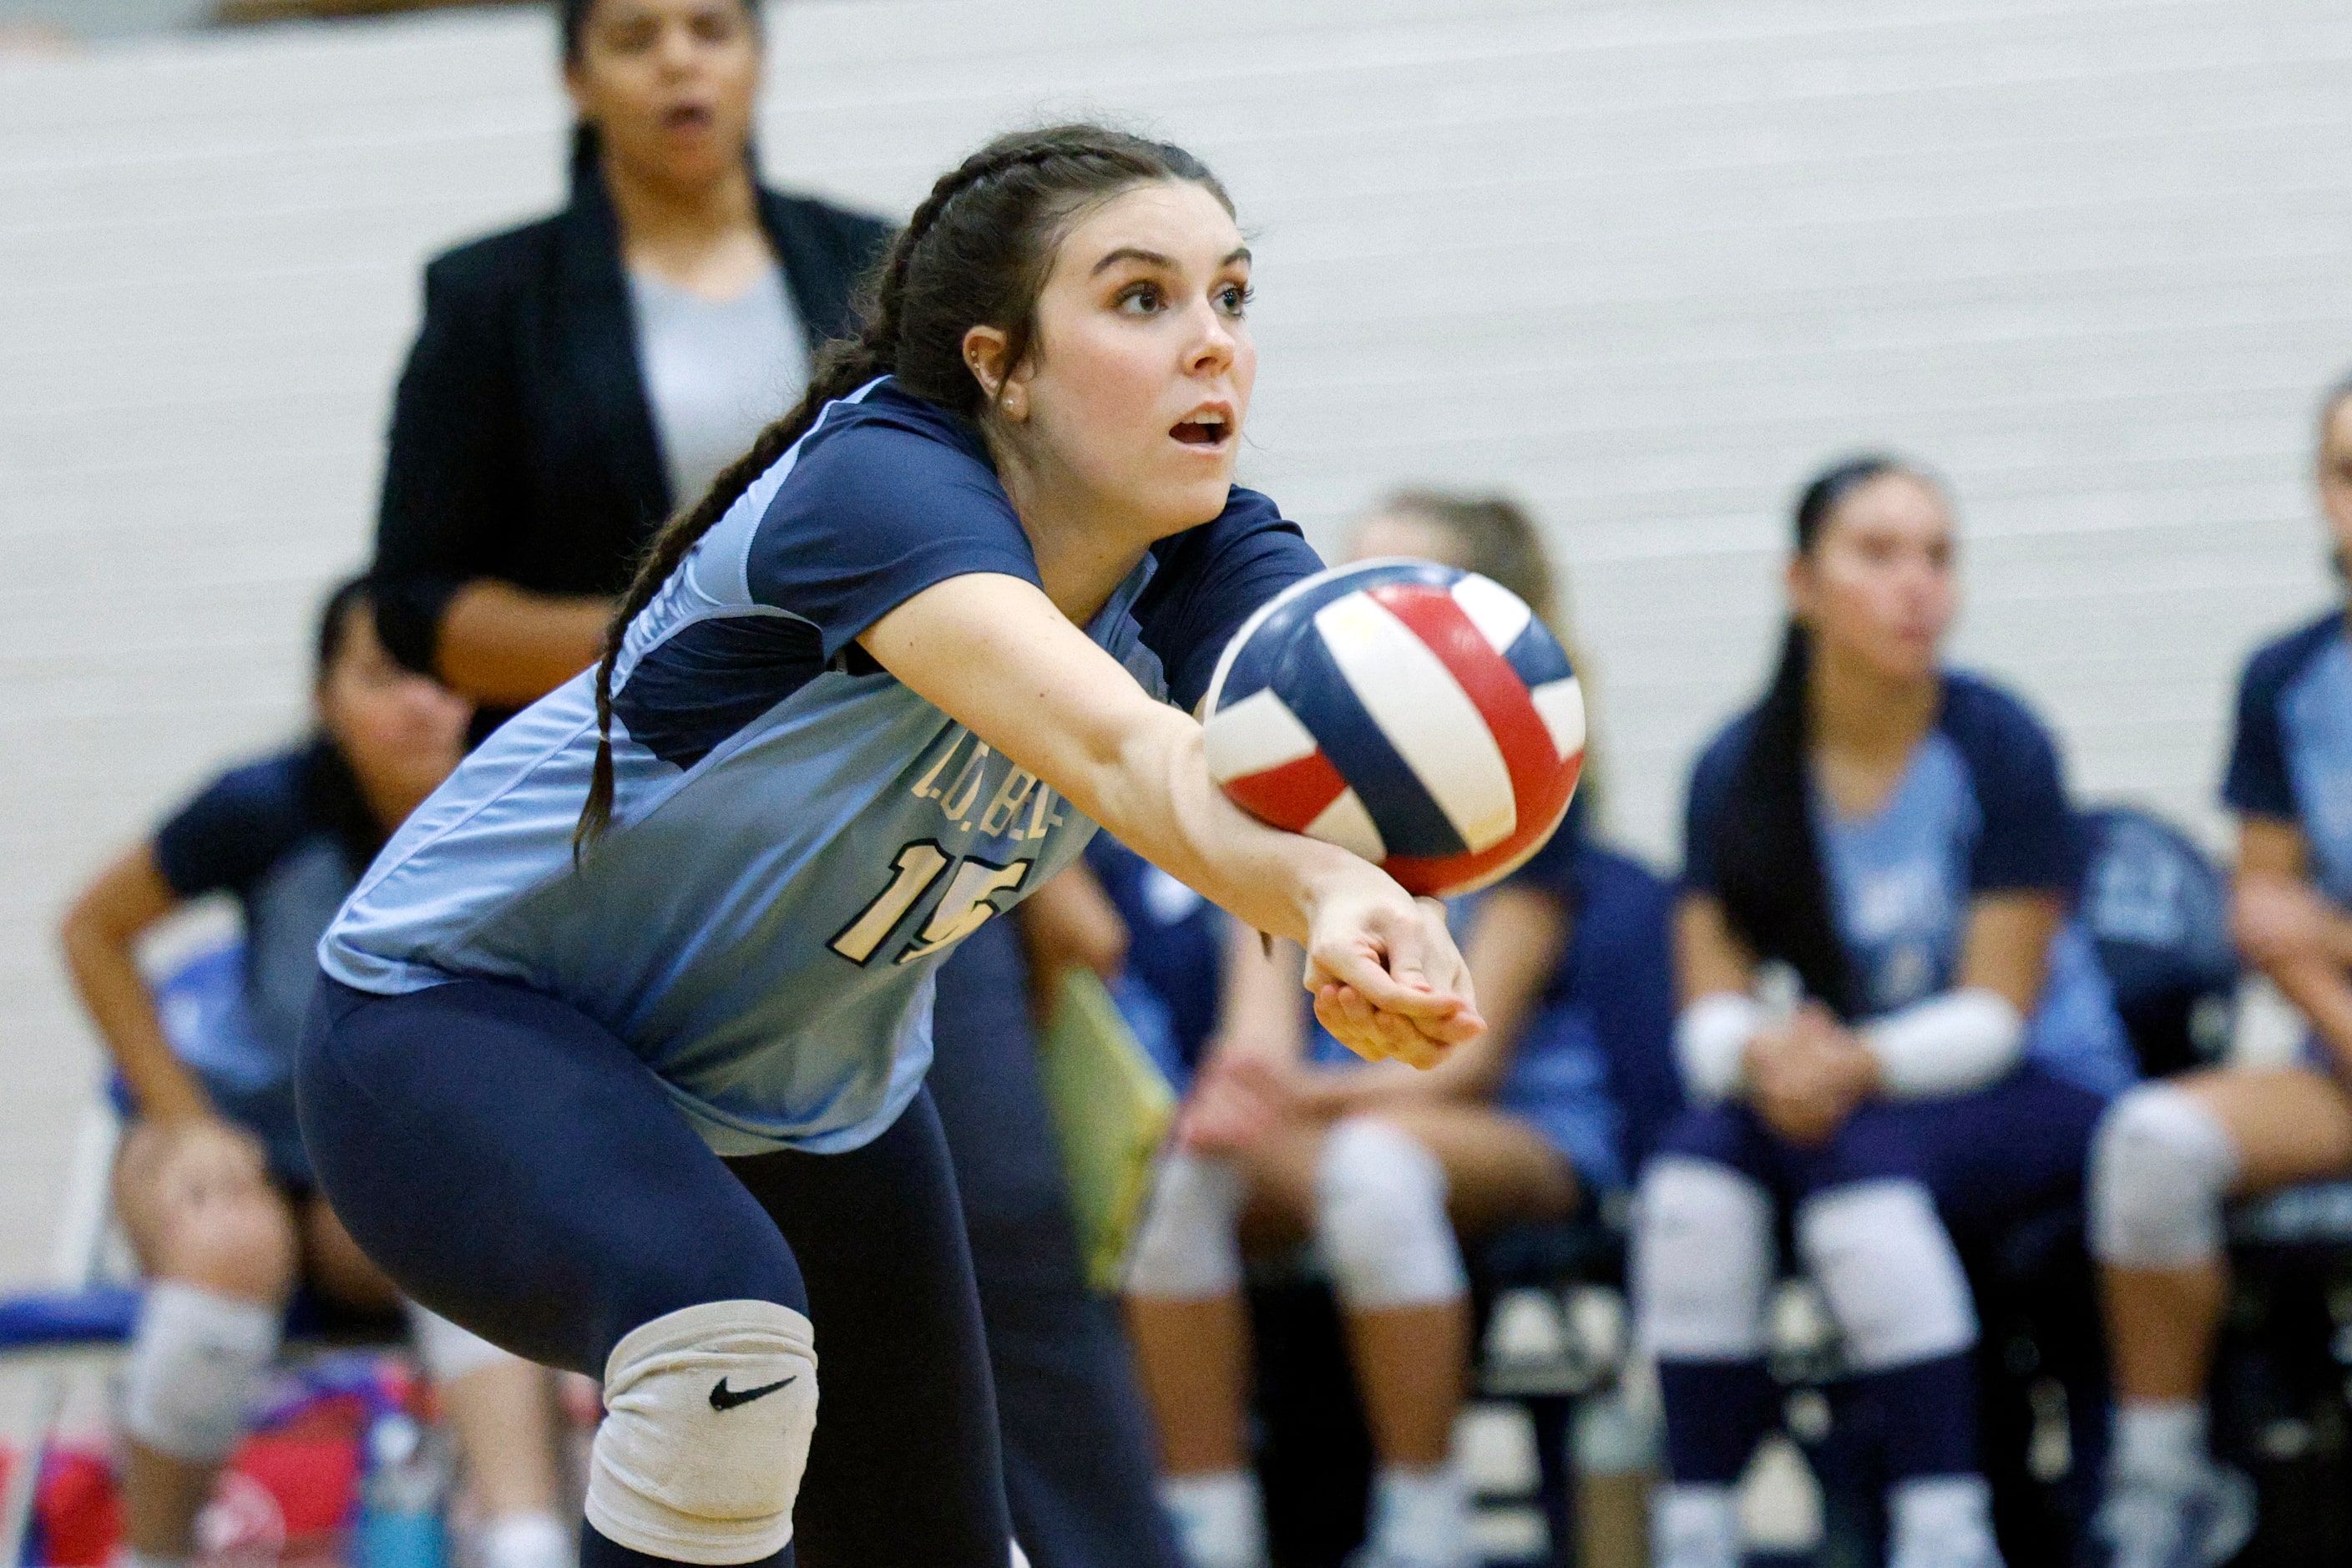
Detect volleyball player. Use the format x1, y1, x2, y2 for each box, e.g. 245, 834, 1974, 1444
295, 126, 1481, 1568
1122, 489, 1671, 1568
60, 582, 570, 1568
1636, 458, 2136, 1568
2086, 377, 2352, 1567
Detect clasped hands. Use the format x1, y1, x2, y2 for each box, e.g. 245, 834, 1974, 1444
1743, 1001, 1882, 1147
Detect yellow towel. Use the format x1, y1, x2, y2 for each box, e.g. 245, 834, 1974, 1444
1037, 969, 1177, 1292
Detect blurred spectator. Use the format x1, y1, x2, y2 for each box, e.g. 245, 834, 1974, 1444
367, 0, 885, 735
1635, 457, 2136, 1568
1122, 491, 1673, 1568
58, 580, 574, 1568
2086, 375, 2352, 1567
361, 7, 1177, 1564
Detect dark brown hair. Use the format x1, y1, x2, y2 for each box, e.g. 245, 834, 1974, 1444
574, 124, 1234, 852
559, 0, 762, 63
311, 576, 397, 863
1711, 456, 1936, 1016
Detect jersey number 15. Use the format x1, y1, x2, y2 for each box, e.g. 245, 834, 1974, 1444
827, 840, 1032, 966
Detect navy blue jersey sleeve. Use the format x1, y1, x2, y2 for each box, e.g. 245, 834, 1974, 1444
152, 752, 312, 901
1942, 676, 2080, 895
1569, 847, 1684, 1166
1132, 488, 1323, 714
1680, 716, 1753, 895
744, 394, 1044, 660
1501, 792, 1596, 901
2221, 620, 2333, 822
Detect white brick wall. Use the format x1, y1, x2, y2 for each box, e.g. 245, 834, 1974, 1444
3, 0, 2349, 1275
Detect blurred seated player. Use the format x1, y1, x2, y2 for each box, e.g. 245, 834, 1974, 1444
2087, 376, 2352, 1568
1123, 491, 1672, 1568
1636, 458, 2136, 1568
1085, 832, 1229, 1087
58, 579, 573, 1568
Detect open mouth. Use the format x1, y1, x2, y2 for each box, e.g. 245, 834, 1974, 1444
1171, 412, 1230, 448
660, 104, 716, 133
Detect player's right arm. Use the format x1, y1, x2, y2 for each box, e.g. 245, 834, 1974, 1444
2218, 627, 2352, 1075
862, 570, 1481, 1066
58, 845, 210, 1125
373, 259, 608, 707
2234, 815, 2352, 1079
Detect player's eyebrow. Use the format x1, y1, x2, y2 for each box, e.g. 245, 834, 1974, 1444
1090, 245, 1252, 276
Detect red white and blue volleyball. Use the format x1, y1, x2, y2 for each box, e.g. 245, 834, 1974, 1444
1201, 559, 1586, 898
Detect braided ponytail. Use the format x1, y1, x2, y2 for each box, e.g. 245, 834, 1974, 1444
574, 124, 1234, 853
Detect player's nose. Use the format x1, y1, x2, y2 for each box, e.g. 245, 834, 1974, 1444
1182, 299, 1237, 376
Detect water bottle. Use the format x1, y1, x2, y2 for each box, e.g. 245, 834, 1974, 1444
355, 1409, 448, 1568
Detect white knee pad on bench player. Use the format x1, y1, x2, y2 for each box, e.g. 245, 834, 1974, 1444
407, 1302, 518, 1384
2090, 1082, 2240, 1269
1797, 1180, 1976, 1372
1125, 1150, 1245, 1301
1634, 1156, 1773, 1360
587, 1300, 818, 1565
123, 1281, 281, 1461
1315, 1117, 1465, 1311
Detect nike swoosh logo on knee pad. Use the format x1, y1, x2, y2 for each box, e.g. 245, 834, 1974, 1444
708, 1375, 796, 1411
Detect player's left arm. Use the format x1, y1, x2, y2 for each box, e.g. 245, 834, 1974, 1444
864, 572, 1482, 1063
1296, 882, 1570, 1114
2235, 815, 2352, 1080
1839, 691, 2075, 1098
1954, 891, 2061, 1012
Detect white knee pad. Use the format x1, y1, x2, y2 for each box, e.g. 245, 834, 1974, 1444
1314, 1117, 1465, 1311
2090, 1084, 2240, 1269
1797, 1180, 1976, 1372
407, 1302, 520, 1384
122, 1281, 281, 1461
1125, 1150, 1245, 1301
1634, 1156, 1773, 1361
586, 1300, 819, 1565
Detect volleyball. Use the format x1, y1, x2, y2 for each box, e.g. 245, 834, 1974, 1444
1201, 559, 1586, 898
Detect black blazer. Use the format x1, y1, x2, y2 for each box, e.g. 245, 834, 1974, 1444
370, 159, 891, 676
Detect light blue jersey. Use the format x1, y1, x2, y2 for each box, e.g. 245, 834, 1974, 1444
1689, 672, 2137, 1097
323, 379, 1319, 1154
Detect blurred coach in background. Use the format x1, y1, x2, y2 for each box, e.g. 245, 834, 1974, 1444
362, 5, 1181, 1565
369, 0, 883, 733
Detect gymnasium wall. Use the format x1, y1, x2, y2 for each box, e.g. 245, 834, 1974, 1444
3, 0, 2349, 1276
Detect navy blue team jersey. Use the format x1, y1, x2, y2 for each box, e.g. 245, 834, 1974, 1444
1498, 822, 1682, 1187
159, 746, 369, 1073
139, 744, 372, 1180
321, 379, 1320, 1156
2223, 609, 2352, 904
1684, 671, 2135, 1096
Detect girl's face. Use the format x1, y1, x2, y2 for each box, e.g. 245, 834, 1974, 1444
316, 604, 472, 825
567, 0, 760, 193
1788, 471, 1956, 688
1346, 509, 1469, 569
981, 180, 1257, 539
2318, 397, 2352, 561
